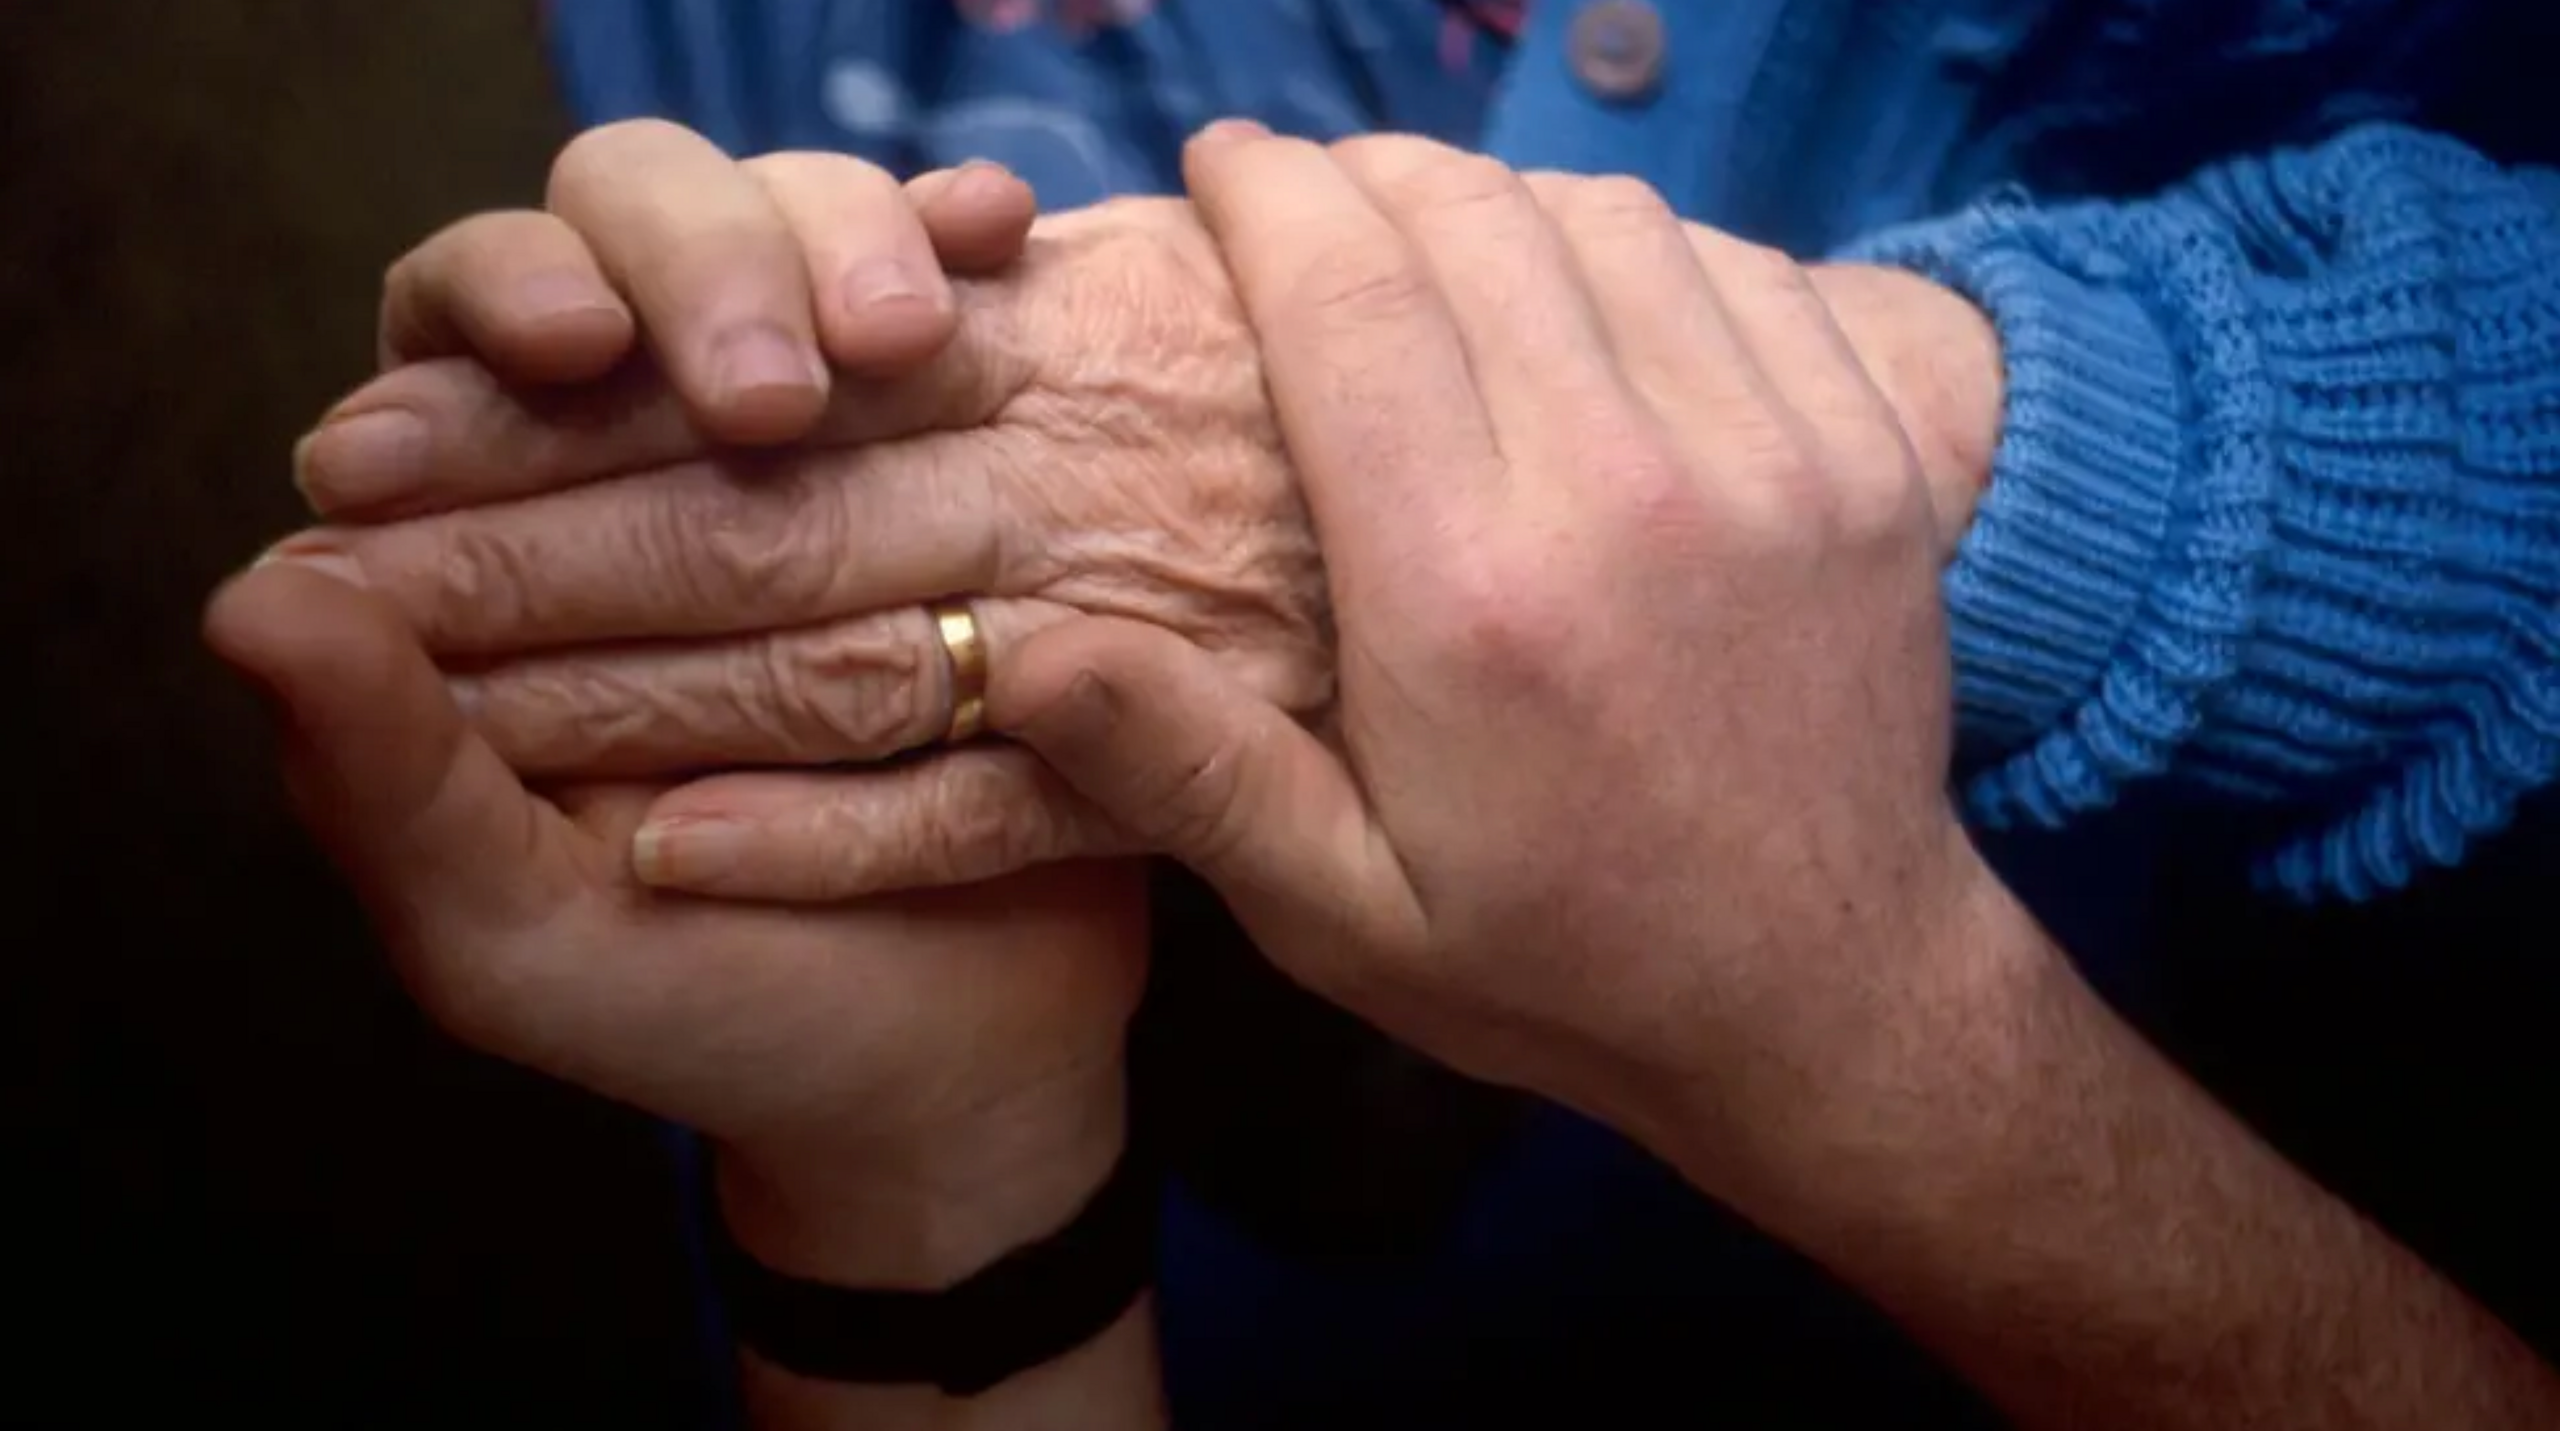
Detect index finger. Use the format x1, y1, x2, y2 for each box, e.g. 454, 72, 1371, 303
294, 299, 1034, 523
1180, 123, 1498, 585
378, 210, 637, 383
277, 442, 1004, 656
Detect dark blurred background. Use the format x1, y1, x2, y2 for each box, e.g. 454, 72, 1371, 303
6, 6, 700, 1425
4, 4, 2555, 1428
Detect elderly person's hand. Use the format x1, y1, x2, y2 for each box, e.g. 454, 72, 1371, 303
272, 120, 1999, 901
280, 120, 1332, 898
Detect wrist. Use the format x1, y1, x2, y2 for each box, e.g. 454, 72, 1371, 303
1808, 263, 2003, 560
1642, 847, 2067, 1245
717, 1059, 1130, 1289
1772, 896, 2116, 1271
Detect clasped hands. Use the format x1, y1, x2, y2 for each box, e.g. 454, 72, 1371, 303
212, 118, 2025, 1284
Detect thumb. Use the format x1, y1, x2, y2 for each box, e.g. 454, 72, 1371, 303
991, 617, 1421, 984
204, 559, 587, 945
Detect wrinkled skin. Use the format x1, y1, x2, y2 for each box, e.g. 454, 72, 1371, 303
213, 501, 1151, 1211
963, 199, 1332, 711
284, 165, 1993, 901
288, 197, 1334, 896
994, 132, 1977, 1157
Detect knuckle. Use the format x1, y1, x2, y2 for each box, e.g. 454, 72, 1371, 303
1555, 174, 1680, 237
1327, 131, 1427, 168
547, 118, 686, 209
1586, 428, 1704, 529
1724, 447, 1910, 559
468, 666, 600, 771
1516, 168, 1578, 205
381, 214, 561, 347
1329, 133, 1451, 189
1824, 429, 1931, 546
1705, 424, 1845, 548
1425, 545, 1576, 679
1821, 402, 1915, 483
915, 755, 1053, 883
1716, 406, 1820, 486
760, 617, 938, 757
762, 807, 869, 901
428, 523, 541, 645
1715, 467, 1825, 551
1291, 245, 1438, 335
747, 148, 896, 206
1388, 149, 1531, 227
1700, 231, 1810, 297
731, 641, 816, 756
658, 464, 842, 613
1706, 397, 1922, 553
738, 149, 828, 187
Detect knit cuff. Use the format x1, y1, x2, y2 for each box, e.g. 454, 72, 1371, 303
1850, 134, 2560, 901
1849, 206, 2192, 829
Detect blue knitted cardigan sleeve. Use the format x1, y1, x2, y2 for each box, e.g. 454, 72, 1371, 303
1850, 124, 2558, 901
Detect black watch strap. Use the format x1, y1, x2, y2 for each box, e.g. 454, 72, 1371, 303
710, 1144, 1158, 1397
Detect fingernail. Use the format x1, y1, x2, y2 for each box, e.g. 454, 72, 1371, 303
511, 268, 620, 324
710, 323, 826, 406
295, 408, 429, 512
949, 160, 1019, 202
254, 537, 369, 589
842, 258, 928, 312
632, 818, 744, 889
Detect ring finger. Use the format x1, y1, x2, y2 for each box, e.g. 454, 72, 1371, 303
452, 598, 1070, 778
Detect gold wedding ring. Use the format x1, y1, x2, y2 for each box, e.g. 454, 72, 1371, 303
930, 599, 989, 745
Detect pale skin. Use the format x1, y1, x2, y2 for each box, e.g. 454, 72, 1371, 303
238, 119, 2560, 1426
